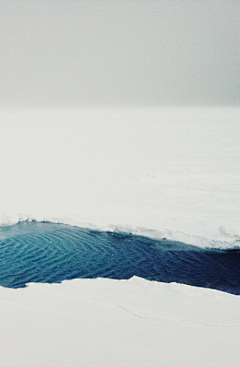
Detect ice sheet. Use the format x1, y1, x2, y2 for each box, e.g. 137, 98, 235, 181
0, 108, 239, 248
0, 277, 240, 367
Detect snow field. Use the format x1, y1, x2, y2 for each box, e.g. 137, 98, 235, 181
0, 107, 239, 247
0, 107, 240, 366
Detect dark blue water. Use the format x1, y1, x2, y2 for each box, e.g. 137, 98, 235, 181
0, 222, 239, 294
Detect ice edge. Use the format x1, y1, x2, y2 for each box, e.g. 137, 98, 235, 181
0, 212, 239, 250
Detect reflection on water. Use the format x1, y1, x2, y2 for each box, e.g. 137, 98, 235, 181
0, 221, 239, 294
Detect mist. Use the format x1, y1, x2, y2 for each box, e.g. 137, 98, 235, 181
0, 0, 239, 108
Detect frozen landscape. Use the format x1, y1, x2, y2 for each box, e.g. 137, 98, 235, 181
0, 107, 240, 366
1, 0, 240, 365
0, 108, 239, 248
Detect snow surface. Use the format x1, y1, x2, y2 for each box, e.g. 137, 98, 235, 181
0, 108, 240, 248
1, 277, 240, 367
0, 107, 240, 366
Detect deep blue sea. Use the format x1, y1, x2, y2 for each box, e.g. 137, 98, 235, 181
0, 221, 239, 294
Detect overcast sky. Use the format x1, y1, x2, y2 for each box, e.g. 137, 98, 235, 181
0, 1, 239, 107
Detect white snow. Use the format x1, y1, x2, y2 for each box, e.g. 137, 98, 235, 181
1, 277, 240, 367
0, 107, 240, 366
0, 107, 239, 247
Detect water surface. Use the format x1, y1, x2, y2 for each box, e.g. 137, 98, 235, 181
0, 221, 239, 294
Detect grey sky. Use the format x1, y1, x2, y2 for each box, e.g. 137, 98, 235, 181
0, 0, 239, 107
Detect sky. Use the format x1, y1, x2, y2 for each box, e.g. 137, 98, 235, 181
0, 0, 239, 108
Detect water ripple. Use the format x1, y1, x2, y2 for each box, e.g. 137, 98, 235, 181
0, 221, 239, 294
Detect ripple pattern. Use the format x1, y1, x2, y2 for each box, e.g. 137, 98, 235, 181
0, 222, 239, 294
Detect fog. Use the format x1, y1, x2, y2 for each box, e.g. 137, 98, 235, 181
0, 1, 239, 107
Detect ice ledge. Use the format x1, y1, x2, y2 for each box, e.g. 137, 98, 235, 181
0, 212, 239, 250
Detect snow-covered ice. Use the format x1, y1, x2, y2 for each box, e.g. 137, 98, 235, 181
0, 107, 239, 247
1, 277, 240, 367
0, 107, 239, 366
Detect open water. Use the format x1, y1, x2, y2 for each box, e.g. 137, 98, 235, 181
0, 221, 239, 294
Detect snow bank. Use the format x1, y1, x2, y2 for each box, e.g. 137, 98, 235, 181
0, 107, 239, 248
